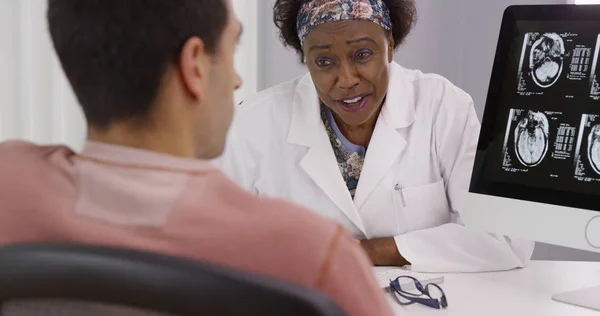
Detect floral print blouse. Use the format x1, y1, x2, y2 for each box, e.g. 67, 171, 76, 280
321, 105, 366, 199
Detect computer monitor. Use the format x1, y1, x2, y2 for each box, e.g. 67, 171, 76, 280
463, 4, 600, 310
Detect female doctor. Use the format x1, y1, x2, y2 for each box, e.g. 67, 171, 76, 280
216, 0, 534, 272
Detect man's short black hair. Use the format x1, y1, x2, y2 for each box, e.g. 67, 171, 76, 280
47, 0, 227, 128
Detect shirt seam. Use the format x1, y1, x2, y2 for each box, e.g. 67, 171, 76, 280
315, 224, 344, 289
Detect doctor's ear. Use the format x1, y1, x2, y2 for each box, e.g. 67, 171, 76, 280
387, 33, 395, 63
178, 36, 210, 102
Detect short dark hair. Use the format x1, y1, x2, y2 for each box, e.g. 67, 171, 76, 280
47, 0, 227, 128
273, 0, 417, 62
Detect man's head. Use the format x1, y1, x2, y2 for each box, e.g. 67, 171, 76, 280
47, 0, 242, 159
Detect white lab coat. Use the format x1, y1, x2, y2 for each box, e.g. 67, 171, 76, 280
215, 62, 534, 273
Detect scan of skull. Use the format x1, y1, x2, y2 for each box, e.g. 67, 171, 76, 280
514, 111, 550, 167
587, 124, 600, 175
529, 33, 565, 88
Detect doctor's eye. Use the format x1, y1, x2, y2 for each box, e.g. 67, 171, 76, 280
354, 49, 373, 61
315, 58, 332, 67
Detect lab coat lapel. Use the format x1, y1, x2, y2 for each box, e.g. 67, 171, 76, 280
288, 74, 366, 234
353, 62, 416, 210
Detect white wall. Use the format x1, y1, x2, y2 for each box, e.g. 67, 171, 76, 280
0, 0, 259, 151
257, 0, 306, 90
0, 0, 85, 150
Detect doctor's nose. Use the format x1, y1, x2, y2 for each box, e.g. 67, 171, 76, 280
336, 62, 360, 90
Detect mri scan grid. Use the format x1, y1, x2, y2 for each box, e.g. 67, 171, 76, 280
574, 114, 600, 182
503, 109, 552, 172
516, 32, 597, 97
479, 20, 600, 198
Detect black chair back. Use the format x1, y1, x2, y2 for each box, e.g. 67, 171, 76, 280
0, 243, 345, 316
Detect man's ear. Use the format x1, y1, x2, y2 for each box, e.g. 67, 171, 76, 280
387, 34, 395, 63
179, 36, 209, 101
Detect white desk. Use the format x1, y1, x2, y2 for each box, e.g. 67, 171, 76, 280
376, 260, 600, 316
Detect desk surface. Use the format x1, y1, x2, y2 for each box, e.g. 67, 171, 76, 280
375, 260, 600, 316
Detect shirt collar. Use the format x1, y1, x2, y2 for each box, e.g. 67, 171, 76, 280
79, 141, 216, 174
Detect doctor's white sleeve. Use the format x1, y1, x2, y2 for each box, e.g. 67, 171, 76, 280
393, 91, 535, 273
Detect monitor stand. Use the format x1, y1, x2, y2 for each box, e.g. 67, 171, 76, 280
552, 285, 600, 311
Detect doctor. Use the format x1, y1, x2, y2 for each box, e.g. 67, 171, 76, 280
216, 0, 534, 272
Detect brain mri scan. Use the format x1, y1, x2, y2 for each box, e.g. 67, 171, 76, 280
587, 124, 600, 175
514, 111, 549, 167
529, 33, 565, 88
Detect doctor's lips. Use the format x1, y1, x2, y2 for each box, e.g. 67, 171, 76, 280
335, 93, 371, 113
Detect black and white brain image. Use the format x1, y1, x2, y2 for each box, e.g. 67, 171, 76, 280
514, 111, 549, 167
587, 124, 600, 175
529, 33, 565, 88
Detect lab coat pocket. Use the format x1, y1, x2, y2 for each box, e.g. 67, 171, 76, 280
394, 180, 450, 231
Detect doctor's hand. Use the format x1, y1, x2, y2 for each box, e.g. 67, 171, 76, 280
360, 237, 411, 267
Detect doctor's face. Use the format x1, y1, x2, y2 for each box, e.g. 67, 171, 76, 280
303, 20, 394, 127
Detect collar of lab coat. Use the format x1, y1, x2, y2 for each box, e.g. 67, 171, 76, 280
286, 61, 415, 236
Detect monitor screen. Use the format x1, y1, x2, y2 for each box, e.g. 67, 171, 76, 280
470, 7, 600, 213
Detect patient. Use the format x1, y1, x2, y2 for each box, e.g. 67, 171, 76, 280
0, 1, 391, 315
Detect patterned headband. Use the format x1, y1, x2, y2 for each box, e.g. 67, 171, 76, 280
296, 0, 392, 47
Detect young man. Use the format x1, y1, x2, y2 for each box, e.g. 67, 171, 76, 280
0, 1, 392, 315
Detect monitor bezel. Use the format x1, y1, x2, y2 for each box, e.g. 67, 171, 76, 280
470, 4, 600, 213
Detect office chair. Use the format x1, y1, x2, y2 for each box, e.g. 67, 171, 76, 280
0, 243, 345, 316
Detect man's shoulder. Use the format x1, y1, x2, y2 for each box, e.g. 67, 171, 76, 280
188, 172, 343, 246
238, 196, 356, 271
0, 140, 74, 167
0, 140, 75, 215
0, 140, 39, 153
